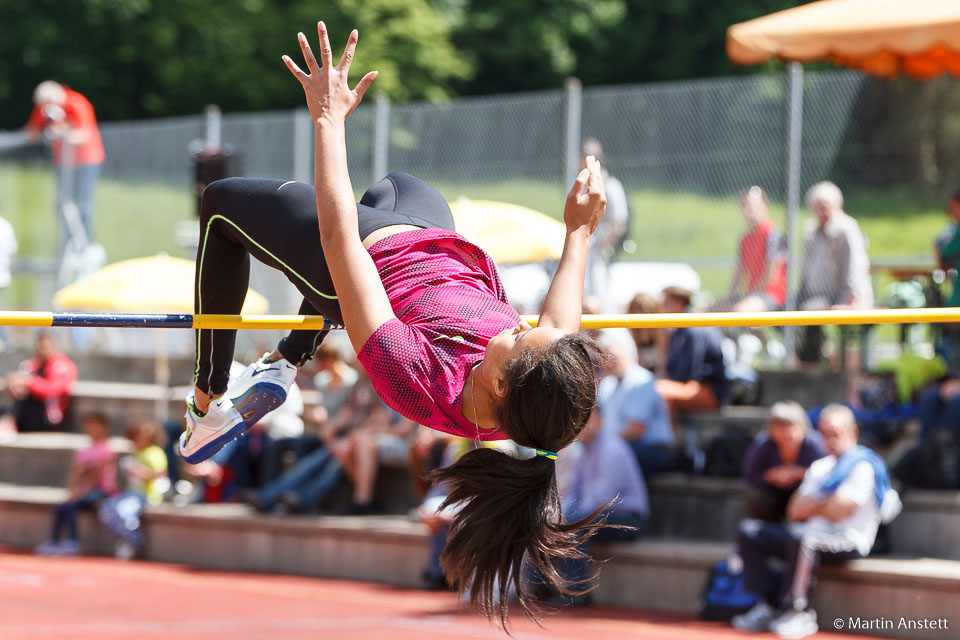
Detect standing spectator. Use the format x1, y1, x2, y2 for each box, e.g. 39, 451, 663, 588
713, 186, 787, 313
0, 213, 17, 321
742, 402, 826, 522
596, 329, 674, 474
796, 182, 873, 363
655, 287, 727, 419
4, 331, 77, 432
25, 81, 105, 247
733, 405, 900, 638
933, 191, 960, 365
542, 406, 648, 604
581, 138, 630, 312
933, 189, 960, 282
35, 413, 117, 556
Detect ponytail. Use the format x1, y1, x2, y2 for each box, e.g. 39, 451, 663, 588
431, 333, 613, 625
431, 448, 608, 624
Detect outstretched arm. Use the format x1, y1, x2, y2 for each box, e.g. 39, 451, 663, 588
284, 23, 392, 354
536, 156, 606, 333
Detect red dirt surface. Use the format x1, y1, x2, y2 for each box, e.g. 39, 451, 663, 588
0, 546, 887, 640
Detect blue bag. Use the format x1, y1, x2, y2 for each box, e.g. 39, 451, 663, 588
699, 558, 761, 621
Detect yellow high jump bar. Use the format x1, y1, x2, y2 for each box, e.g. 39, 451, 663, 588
1, 308, 959, 330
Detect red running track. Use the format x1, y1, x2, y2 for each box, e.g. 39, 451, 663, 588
0, 546, 887, 640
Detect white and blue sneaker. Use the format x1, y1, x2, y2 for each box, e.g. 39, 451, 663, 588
179, 391, 246, 464
227, 353, 297, 429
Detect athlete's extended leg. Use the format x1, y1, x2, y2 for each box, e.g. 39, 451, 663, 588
193, 178, 342, 399
183, 178, 341, 463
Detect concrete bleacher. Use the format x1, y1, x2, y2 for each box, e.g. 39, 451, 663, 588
3, 362, 956, 639
0, 482, 957, 639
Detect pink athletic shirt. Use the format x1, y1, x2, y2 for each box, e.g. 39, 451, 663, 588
358, 229, 520, 440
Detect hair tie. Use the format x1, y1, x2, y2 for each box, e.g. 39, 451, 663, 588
534, 449, 558, 460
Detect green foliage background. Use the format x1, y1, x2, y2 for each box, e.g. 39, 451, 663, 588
0, 0, 813, 128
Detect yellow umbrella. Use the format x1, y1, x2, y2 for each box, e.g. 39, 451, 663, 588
52, 254, 268, 314
449, 199, 566, 264
52, 255, 267, 421
727, 0, 960, 79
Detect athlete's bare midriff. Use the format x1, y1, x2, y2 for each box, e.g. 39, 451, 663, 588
361, 224, 422, 250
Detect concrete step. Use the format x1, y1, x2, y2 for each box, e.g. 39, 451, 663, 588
593, 540, 960, 640
1, 483, 956, 640
0, 433, 132, 487
26, 380, 321, 435
0, 350, 196, 386
4, 433, 959, 561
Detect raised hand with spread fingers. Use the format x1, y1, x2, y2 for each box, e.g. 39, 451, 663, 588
283, 21, 378, 124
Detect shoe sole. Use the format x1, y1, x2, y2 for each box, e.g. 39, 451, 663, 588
179, 417, 248, 464
179, 382, 287, 465
231, 382, 287, 428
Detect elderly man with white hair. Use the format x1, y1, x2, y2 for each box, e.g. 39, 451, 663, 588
732, 404, 900, 639
795, 181, 873, 363
596, 329, 675, 475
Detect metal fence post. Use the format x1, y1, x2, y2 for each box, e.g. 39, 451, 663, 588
372, 93, 390, 181
783, 62, 804, 362
293, 108, 313, 184
564, 77, 583, 187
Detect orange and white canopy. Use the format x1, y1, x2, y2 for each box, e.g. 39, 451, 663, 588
727, 0, 960, 79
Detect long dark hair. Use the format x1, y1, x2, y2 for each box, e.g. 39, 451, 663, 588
431, 333, 612, 625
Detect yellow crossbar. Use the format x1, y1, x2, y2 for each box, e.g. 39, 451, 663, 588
0, 308, 958, 330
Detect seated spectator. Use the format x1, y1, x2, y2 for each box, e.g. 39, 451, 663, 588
655, 287, 727, 419
4, 331, 77, 432
330, 406, 417, 514
187, 361, 305, 500
35, 413, 117, 556
534, 406, 648, 605
252, 371, 380, 514
418, 437, 511, 590
596, 329, 674, 475
250, 342, 361, 491
795, 182, 873, 364
917, 377, 960, 440
99, 418, 168, 559
742, 402, 826, 522
733, 405, 900, 639
309, 342, 361, 424
712, 186, 787, 313
626, 292, 664, 373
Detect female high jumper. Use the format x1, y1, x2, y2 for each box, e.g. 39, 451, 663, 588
179, 22, 610, 622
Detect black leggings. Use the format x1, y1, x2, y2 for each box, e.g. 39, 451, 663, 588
194, 172, 455, 394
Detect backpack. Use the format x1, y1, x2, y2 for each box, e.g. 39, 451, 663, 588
699, 558, 761, 621
702, 431, 754, 477
893, 427, 960, 490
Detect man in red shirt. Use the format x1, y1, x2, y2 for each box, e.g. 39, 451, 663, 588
5, 332, 77, 432
24, 81, 105, 246
713, 186, 787, 313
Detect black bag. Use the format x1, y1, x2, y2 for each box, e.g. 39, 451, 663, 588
702, 431, 754, 477
893, 427, 960, 490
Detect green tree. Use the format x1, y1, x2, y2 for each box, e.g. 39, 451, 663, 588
0, 0, 470, 128
442, 0, 809, 95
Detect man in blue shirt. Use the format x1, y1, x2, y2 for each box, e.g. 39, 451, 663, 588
597, 329, 675, 474
655, 286, 727, 422
550, 405, 648, 603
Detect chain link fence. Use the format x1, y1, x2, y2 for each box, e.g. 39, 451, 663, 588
2, 69, 959, 356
